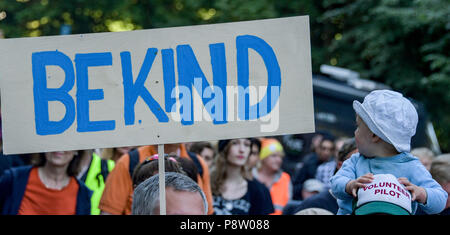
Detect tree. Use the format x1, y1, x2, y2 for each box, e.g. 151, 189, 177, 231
318, 0, 450, 152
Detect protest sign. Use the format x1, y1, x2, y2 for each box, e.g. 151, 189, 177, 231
0, 16, 314, 154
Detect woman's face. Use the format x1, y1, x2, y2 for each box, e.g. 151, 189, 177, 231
226, 139, 251, 167
247, 144, 260, 169
200, 147, 215, 168
45, 151, 75, 167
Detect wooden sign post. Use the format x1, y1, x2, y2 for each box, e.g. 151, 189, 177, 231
157, 144, 166, 215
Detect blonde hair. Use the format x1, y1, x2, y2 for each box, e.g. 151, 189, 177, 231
411, 147, 434, 161
430, 154, 450, 184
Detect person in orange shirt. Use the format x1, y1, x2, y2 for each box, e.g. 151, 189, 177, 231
99, 143, 213, 215
0, 151, 92, 215
252, 138, 292, 215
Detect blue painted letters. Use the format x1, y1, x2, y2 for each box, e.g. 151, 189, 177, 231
31, 35, 281, 135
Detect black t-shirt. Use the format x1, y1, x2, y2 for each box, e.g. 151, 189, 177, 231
213, 179, 274, 215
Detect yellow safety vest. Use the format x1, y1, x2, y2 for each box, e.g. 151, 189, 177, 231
83, 153, 115, 215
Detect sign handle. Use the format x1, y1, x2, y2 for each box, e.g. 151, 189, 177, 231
158, 144, 166, 215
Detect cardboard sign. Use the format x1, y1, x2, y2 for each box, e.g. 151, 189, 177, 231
0, 16, 314, 154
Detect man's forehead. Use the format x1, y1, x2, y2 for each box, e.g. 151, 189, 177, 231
321, 140, 334, 147
166, 187, 205, 215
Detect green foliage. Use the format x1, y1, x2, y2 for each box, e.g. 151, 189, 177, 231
318, 0, 450, 152
0, 0, 448, 151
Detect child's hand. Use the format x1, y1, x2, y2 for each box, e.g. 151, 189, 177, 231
345, 173, 374, 197
398, 177, 428, 204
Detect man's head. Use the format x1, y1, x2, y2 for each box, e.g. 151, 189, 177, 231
132, 172, 208, 215
311, 133, 323, 153
353, 90, 418, 155
335, 138, 358, 173
247, 138, 262, 170
411, 147, 434, 171
259, 138, 284, 173
430, 154, 450, 210
301, 179, 325, 200
317, 136, 335, 162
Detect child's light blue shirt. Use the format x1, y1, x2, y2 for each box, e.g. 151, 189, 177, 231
331, 152, 448, 215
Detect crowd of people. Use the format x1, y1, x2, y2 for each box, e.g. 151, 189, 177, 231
0, 90, 449, 215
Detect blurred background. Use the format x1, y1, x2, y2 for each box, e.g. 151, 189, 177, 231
0, 0, 448, 155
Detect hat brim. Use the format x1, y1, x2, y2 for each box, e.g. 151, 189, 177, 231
354, 201, 411, 215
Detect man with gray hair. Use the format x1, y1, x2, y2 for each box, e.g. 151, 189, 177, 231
132, 172, 208, 215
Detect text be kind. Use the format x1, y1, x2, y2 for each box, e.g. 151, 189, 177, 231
32, 35, 281, 135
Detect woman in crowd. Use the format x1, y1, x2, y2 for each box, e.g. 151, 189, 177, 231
246, 138, 262, 175
210, 138, 274, 215
0, 151, 91, 215
189, 142, 216, 169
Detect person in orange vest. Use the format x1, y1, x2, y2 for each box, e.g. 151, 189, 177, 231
253, 138, 292, 215
98, 143, 213, 215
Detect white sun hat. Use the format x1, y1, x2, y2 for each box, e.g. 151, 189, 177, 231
353, 90, 418, 153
